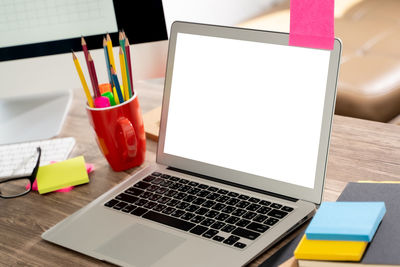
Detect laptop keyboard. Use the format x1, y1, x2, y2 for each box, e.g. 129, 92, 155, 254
104, 172, 295, 249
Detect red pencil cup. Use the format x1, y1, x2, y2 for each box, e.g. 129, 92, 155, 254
86, 94, 146, 171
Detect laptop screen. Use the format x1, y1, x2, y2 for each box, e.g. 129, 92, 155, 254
164, 32, 331, 189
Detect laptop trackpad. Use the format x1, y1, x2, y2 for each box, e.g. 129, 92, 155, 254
95, 224, 185, 267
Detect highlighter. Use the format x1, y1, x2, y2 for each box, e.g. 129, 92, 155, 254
101, 92, 116, 106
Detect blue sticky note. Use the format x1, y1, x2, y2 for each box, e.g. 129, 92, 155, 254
306, 202, 386, 242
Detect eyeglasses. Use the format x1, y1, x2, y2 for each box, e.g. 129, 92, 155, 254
0, 147, 41, 199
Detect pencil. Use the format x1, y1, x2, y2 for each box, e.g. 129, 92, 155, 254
119, 31, 133, 99
87, 52, 100, 98
103, 37, 113, 86
111, 66, 124, 104
125, 37, 134, 96
72, 52, 94, 107
106, 33, 116, 76
119, 47, 129, 101
81, 37, 97, 97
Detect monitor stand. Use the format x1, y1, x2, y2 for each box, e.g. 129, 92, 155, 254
0, 89, 72, 145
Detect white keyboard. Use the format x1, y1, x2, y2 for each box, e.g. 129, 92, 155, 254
0, 137, 76, 179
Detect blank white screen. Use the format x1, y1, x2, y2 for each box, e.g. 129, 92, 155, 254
164, 33, 330, 188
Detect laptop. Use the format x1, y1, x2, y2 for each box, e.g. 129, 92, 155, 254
42, 22, 341, 267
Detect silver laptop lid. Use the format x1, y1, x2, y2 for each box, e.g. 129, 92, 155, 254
157, 22, 341, 204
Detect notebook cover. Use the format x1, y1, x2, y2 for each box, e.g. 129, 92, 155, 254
305, 201, 386, 241
259, 183, 400, 266
294, 235, 367, 261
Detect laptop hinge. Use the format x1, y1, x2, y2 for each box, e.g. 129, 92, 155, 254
167, 167, 298, 202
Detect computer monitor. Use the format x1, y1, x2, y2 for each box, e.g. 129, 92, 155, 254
0, 0, 168, 144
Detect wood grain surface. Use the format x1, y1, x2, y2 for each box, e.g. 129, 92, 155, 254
0, 85, 399, 267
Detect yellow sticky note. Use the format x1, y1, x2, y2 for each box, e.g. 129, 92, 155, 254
294, 235, 367, 261
37, 156, 89, 194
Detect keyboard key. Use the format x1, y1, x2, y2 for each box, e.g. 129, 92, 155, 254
211, 221, 226, 230
151, 178, 164, 185
146, 185, 159, 192
197, 190, 210, 197
215, 213, 230, 221
152, 172, 162, 176
260, 200, 271, 206
143, 201, 157, 209
134, 181, 151, 190
171, 209, 185, 218
227, 192, 239, 197
234, 242, 246, 249
208, 186, 218, 192
238, 195, 249, 200
185, 205, 199, 212
258, 206, 272, 214
201, 218, 215, 227
270, 203, 282, 209
188, 181, 199, 187
195, 207, 209, 215
178, 185, 191, 192
243, 212, 257, 220
216, 196, 230, 203
192, 198, 206, 205
148, 194, 162, 202
217, 189, 229, 195
178, 179, 190, 184
282, 206, 294, 212
143, 211, 195, 231
223, 235, 240, 245
232, 227, 260, 240
135, 199, 148, 206
206, 193, 220, 200
143, 175, 156, 182
158, 197, 171, 204
253, 215, 268, 223
221, 224, 236, 233
181, 212, 195, 221
167, 199, 180, 207
187, 188, 201, 195
176, 202, 190, 210
236, 219, 251, 227
175, 192, 187, 200
231, 209, 246, 217
131, 207, 148, 216
165, 190, 178, 197
249, 197, 260, 203
202, 229, 219, 238
116, 193, 139, 203
213, 235, 225, 242
236, 201, 250, 208
161, 174, 171, 179
153, 204, 167, 212
225, 216, 240, 224
121, 205, 136, 213
140, 191, 153, 199
191, 215, 205, 224
205, 210, 219, 218
104, 199, 119, 207
124, 188, 144, 196
247, 204, 261, 211
212, 203, 226, 211
170, 183, 182, 190
183, 195, 197, 203
160, 180, 173, 187
264, 217, 279, 226
221, 205, 236, 214
190, 225, 208, 235
226, 198, 240, 206
203, 200, 216, 208
247, 222, 270, 233
113, 202, 128, 210
162, 207, 176, 215
170, 176, 180, 182
197, 184, 208, 189
268, 209, 288, 219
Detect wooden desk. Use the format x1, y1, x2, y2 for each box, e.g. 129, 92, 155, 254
1, 86, 399, 266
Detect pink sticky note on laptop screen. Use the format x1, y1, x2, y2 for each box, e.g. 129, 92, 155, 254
289, 0, 334, 50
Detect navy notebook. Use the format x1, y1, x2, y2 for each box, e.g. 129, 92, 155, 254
259, 183, 400, 267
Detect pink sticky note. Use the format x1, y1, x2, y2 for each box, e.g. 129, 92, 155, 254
289, 0, 334, 50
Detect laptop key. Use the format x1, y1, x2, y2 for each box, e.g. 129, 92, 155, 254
236, 201, 250, 208
165, 190, 178, 197
167, 199, 180, 207
243, 212, 257, 220
121, 205, 137, 213
223, 235, 240, 245
162, 207, 176, 215
221, 224, 236, 233
201, 218, 215, 226
153, 204, 167, 212
143, 175, 156, 183
176, 202, 190, 210
217, 189, 229, 195
134, 181, 151, 190
247, 222, 270, 233
212, 203, 226, 211
175, 192, 187, 200
227, 192, 239, 197
238, 195, 249, 200
113, 202, 128, 210
270, 203, 282, 209
185, 205, 200, 212
253, 215, 268, 223
182, 195, 196, 202
191, 215, 205, 224
187, 188, 201, 195
221, 205, 236, 214
171, 209, 185, 218
148, 194, 162, 201
204, 210, 219, 218
236, 219, 251, 227
207, 193, 220, 200
190, 225, 208, 235
225, 216, 240, 224
143, 201, 157, 209
234, 242, 246, 249
170, 183, 182, 190
212, 235, 225, 242
152, 178, 164, 185
104, 199, 119, 207
197, 184, 208, 189
282, 206, 294, 212
248, 197, 260, 203
161, 174, 171, 179
178, 179, 190, 184
260, 200, 271, 206
216, 196, 230, 203
258, 206, 272, 214
116, 193, 139, 204
152, 172, 162, 176
135, 199, 148, 206
226, 198, 240, 206
197, 190, 210, 197
181, 212, 195, 221
160, 180, 173, 187
208, 186, 219, 192
247, 204, 261, 211
211, 221, 226, 230
231, 209, 246, 217
195, 207, 209, 215
170, 176, 180, 182
188, 181, 199, 187
141, 191, 153, 199
264, 217, 279, 226
202, 229, 219, 238
203, 200, 216, 208
215, 213, 229, 221
131, 207, 148, 216
232, 227, 260, 240
125, 188, 144, 196
158, 197, 171, 204
178, 185, 191, 192
192, 197, 206, 205
146, 185, 159, 192
143, 211, 195, 231
268, 209, 288, 219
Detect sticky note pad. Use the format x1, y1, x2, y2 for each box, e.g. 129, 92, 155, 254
306, 202, 386, 242
289, 0, 334, 50
37, 156, 89, 194
294, 235, 368, 261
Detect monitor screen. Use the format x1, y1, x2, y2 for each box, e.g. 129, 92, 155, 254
163, 33, 331, 189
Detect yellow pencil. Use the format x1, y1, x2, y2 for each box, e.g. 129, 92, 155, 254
119, 47, 129, 101
113, 86, 120, 104
72, 52, 94, 107
106, 33, 116, 76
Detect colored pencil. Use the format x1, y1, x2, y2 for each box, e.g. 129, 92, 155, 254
81, 37, 98, 97
119, 47, 129, 101
72, 52, 94, 107
106, 33, 116, 73
87, 52, 100, 98
111, 66, 124, 104
103, 37, 113, 86
119, 32, 132, 99
125, 36, 134, 96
